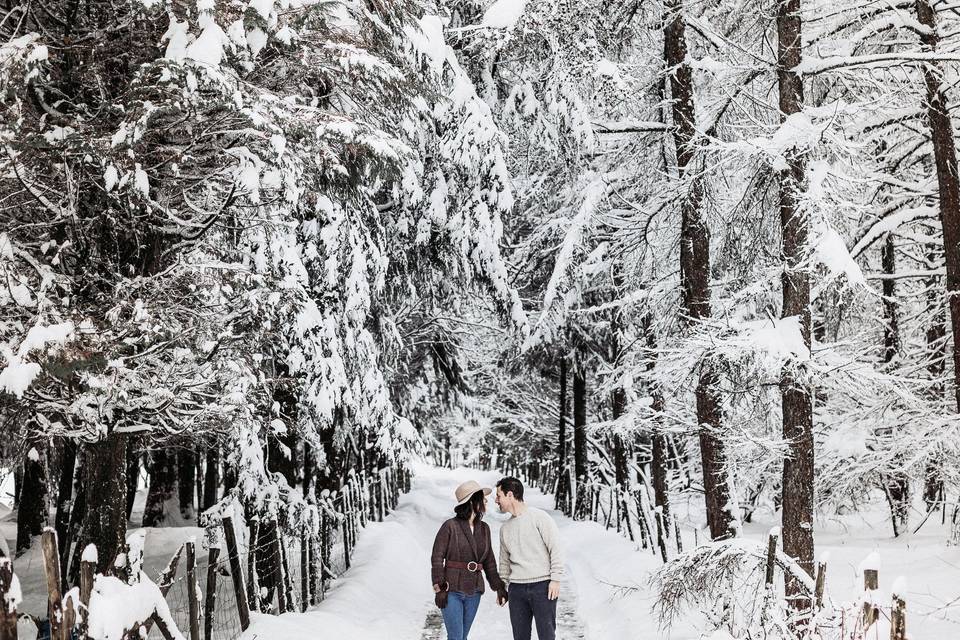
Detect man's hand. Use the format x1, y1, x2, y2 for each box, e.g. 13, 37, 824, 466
547, 580, 560, 600
496, 585, 509, 607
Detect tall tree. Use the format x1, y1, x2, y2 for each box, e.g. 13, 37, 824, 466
663, 0, 735, 540
776, 0, 816, 609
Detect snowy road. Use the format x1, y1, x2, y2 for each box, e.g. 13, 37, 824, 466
242, 463, 685, 640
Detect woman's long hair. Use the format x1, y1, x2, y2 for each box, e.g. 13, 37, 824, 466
454, 490, 487, 520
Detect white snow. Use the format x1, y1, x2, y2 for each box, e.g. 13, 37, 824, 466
186, 17, 228, 67
82, 544, 99, 563
104, 165, 119, 192
87, 573, 185, 640
481, 0, 527, 29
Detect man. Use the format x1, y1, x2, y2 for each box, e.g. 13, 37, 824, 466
495, 476, 564, 640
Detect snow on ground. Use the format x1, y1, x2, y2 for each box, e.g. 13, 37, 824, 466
240, 463, 699, 640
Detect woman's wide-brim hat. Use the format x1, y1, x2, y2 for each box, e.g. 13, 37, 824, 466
455, 480, 492, 506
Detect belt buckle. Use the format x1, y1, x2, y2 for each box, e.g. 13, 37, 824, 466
467, 561, 479, 572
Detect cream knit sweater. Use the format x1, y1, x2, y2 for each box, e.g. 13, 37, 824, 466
498, 506, 565, 584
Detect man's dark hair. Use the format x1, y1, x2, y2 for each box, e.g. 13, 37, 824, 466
454, 490, 487, 520
496, 477, 524, 501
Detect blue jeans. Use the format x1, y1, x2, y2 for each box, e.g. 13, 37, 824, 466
441, 591, 482, 640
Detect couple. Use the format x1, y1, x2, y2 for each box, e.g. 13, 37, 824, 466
431, 476, 563, 640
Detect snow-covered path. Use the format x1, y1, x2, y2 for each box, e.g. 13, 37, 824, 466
241, 463, 687, 640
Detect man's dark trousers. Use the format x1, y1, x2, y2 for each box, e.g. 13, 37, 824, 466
508, 580, 557, 640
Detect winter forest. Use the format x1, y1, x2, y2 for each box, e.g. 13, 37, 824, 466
2, 0, 960, 638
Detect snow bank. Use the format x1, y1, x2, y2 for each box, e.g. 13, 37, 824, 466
88, 574, 184, 640
481, 0, 527, 28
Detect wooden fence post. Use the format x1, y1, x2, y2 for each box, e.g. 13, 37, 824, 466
0, 558, 18, 640
41, 529, 64, 640
890, 587, 906, 640
300, 531, 309, 612
278, 534, 295, 613
653, 509, 669, 563
246, 518, 259, 614
862, 564, 879, 630
814, 561, 826, 610
765, 531, 779, 588
203, 547, 220, 640
221, 517, 250, 631
78, 547, 95, 640
185, 542, 200, 640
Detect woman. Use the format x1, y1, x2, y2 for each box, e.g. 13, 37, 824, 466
431, 480, 509, 640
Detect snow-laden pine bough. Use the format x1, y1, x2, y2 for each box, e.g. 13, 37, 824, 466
650, 537, 908, 640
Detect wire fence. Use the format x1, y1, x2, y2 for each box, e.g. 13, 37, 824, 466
146, 465, 412, 640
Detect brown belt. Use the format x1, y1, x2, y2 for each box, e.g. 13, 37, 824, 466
446, 560, 481, 572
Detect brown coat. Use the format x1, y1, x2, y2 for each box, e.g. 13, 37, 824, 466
431, 517, 504, 595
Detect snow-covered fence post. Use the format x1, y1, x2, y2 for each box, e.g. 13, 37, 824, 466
765, 531, 779, 588
78, 546, 95, 640
185, 542, 200, 640
220, 517, 250, 631
279, 534, 295, 613
300, 531, 309, 612
203, 547, 219, 640
890, 579, 906, 640
41, 529, 65, 640
0, 558, 19, 640
246, 519, 259, 613
862, 558, 879, 631
653, 508, 669, 563
814, 561, 826, 610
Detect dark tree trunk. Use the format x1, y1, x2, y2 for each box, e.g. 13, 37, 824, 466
16, 445, 47, 555
125, 443, 139, 521
645, 319, 671, 523
203, 447, 220, 511
881, 235, 909, 534
77, 433, 127, 574
915, 1, 960, 516
54, 439, 77, 573
664, 0, 735, 540
572, 366, 588, 519
611, 388, 629, 489
177, 450, 196, 520
923, 244, 946, 509
777, 0, 815, 611
302, 443, 314, 498
915, 0, 960, 412
555, 357, 570, 512
143, 448, 177, 527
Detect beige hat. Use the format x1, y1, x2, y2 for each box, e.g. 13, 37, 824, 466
455, 480, 492, 506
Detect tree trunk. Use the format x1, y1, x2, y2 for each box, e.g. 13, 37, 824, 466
881, 235, 910, 534
203, 447, 220, 511
556, 357, 570, 513
573, 366, 588, 519
77, 433, 127, 574
915, 1, 960, 517
664, 0, 735, 540
302, 443, 314, 498
16, 445, 47, 555
143, 448, 177, 527
125, 443, 139, 521
645, 318, 671, 523
923, 244, 946, 509
177, 450, 196, 520
777, 0, 815, 611
54, 439, 77, 574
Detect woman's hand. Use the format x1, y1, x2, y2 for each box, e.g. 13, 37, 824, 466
496, 585, 509, 607
435, 590, 448, 609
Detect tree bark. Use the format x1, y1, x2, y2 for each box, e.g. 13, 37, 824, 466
203, 447, 220, 511
644, 318, 671, 523
923, 244, 946, 509
572, 366, 588, 519
664, 0, 735, 541
16, 445, 47, 555
556, 357, 570, 513
143, 448, 177, 527
881, 235, 909, 534
77, 433, 127, 574
777, 0, 815, 611
53, 439, 77, 574
177, 450, 196, 520
915, 0, 960, 412
125, 443, 140, 521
